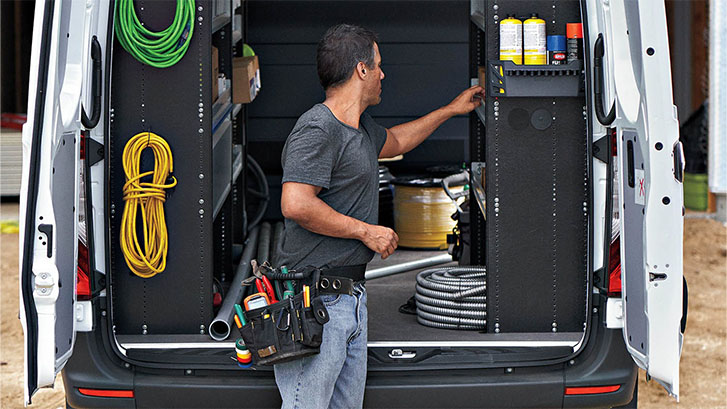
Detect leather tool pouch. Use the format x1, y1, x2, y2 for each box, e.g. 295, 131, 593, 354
238, 267, 329, 366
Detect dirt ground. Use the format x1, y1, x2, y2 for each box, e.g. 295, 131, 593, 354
0, 202, 725, 408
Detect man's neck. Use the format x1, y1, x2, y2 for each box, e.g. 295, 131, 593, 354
323, 88, 368, 129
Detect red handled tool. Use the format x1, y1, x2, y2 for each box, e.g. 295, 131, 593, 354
255, 277, 278, 303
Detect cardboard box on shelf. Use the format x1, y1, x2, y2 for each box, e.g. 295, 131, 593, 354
212, 46, 220, 102
478, 66, 486, 88
233, 55, 260, 104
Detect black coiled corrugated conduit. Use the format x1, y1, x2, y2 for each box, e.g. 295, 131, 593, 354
415, 266, 487, 330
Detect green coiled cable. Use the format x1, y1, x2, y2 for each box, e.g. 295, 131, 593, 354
115, 0, 195, 68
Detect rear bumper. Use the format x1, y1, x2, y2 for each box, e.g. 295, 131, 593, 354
64, 317, 636, 409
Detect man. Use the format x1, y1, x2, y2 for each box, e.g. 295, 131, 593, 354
275, 23, 484, 408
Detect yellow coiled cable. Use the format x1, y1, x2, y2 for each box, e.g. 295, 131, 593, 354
393, 184, 463, 249
120, 132, 177, 278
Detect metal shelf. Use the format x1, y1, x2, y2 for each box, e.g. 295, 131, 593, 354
474, 104, 486, 128
212, 88, 231, 120
470, 162, 486, 221
212, 14, 231, 34
232, 145, 243, 183
213, 118, 232, 150
213, 184, 231, 220
471, 78, 486, 128
232, 103, 242, 117
232, 30, 242, 45
470, 12, 485, 32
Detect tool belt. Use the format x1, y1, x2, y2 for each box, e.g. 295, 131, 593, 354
239, 266, 328, 366
237, 264, 365, 366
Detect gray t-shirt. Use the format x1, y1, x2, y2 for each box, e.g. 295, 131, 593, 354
277, 103, 388, 269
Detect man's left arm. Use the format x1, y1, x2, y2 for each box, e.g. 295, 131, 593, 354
380, 85, 485, 159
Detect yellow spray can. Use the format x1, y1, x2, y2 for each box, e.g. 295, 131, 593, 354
499, 14, 522, 65
524, 13, 546, 65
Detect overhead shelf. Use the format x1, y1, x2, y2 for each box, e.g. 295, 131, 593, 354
232, 30, 242, 45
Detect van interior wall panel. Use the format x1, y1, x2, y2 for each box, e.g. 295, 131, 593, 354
483, 0, 588, 333
246, 0, 470, 185
109, 1, 214, 334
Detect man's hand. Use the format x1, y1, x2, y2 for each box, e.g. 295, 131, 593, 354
360, 224, 399, 259
445, 85, 485, 116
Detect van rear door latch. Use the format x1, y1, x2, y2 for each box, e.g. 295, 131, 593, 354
388, 349, 416, 359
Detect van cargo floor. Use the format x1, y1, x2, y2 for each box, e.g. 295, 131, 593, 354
365, 251, 582, 344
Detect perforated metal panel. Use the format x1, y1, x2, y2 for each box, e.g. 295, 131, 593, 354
109, 0, 217, 335
480, 0, 589, 333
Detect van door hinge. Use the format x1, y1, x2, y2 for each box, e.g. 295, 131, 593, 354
82, 133, 104, 167
593, 135, 610, 163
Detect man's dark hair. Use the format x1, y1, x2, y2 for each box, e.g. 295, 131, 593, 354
317, 24, 378, 91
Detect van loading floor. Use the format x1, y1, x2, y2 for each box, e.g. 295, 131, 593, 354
365, 250, 581, 343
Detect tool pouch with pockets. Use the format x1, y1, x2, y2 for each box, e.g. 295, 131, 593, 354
238, 267, 329, 366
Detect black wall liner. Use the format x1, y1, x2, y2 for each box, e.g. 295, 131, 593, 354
482, 0, 588, 333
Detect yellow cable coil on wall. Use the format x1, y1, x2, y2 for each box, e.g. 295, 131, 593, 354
120, 132, 178, 278
393, 178, 463, 249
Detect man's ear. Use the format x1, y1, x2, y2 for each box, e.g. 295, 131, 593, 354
355, 62, 367, 79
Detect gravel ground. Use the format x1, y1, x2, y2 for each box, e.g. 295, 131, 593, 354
1, 202, 725, 408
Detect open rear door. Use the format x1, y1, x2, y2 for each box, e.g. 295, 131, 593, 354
19, 0, 105, 403
586, 0, 685, 399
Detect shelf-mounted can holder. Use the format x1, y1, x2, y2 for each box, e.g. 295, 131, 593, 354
488, 60, 584, 98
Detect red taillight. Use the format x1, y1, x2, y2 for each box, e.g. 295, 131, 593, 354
80, 132, 86, 159
78, 388, 134, 398
565, 385, 621, 395
608, 236, 622, 296
77, 240, 91, 300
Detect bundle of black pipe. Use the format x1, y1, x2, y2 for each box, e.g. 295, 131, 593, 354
415, 266, 487, 330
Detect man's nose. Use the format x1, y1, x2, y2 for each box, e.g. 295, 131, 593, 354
380, 70, 385, 80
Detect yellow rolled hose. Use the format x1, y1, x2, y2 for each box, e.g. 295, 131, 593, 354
393, 183, 463, 249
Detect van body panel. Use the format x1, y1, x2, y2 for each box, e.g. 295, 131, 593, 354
63, 307, 635, 409
22, 0, 679, 406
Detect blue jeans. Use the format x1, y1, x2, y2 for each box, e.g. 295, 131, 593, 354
274, 282, 368, 409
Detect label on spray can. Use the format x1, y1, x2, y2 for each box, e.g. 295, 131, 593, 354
547, 35, 567, 65
500, 15, 522, 65
549, 51, 567, 65
566, 23, 583, 64
524, 14, 546, 65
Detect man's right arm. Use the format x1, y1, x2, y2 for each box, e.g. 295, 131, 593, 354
281, 181, 399, 259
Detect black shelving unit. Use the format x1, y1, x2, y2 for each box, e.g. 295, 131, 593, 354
471, 0, 589, 333
109, 0, 247, 336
